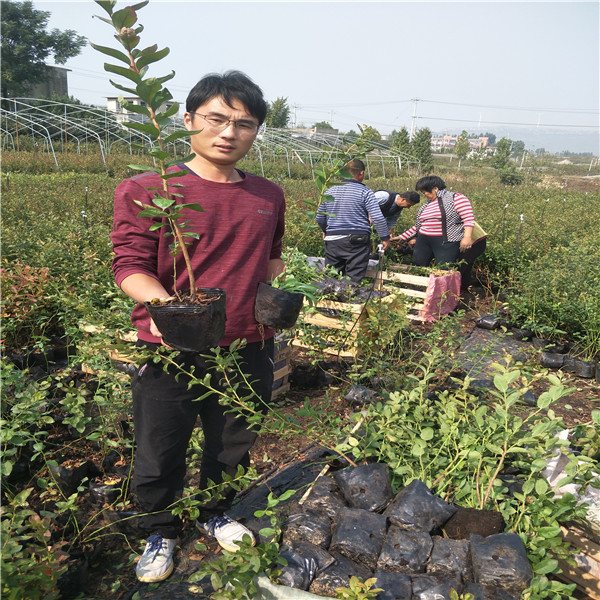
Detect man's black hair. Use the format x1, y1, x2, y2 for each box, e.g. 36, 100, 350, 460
186, 70, 267, 124
346, 158, 366, 174
415, 175, 446, 192
400, 191, 420, 204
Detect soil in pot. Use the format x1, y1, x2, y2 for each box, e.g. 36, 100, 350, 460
145, 288, 226, 353
255, 282, 304, 329
443, 506, 505, 539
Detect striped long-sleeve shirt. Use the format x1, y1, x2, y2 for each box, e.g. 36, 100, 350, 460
316, 179, 390, 241
399, 190, 474, 242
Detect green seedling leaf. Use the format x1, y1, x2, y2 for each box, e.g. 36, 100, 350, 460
128, 164, 161, 173
130, 1, 150, 11
163, 130, 194, 144
118, 101, 151, 117
93, 14, 113, 26
95, 1, 117, 16
150, 88, 174, 112
137, 208, 167, 218
148, 148, 171, 161
137, 46, 170, 69
166, 153, 196, 167
182, 203, 204, 212
152, 196, 175, 210
104, 62, 141, 84
537, 393, 552, 409
534, 557, 559, 575
122, 121, 160, 137
493, 374, 509, 392
111, 6, 137, 29
89, 42, 129, 64
420, 427, 434, 441
107, 78, 138, 96
155, 102, 180, 120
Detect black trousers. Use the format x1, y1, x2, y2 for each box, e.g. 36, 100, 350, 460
131, 338, 274, 538
458, 237, 487, 289
324, 234, 371, 283
412, 234, 460, 268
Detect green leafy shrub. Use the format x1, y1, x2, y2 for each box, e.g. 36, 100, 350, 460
497, 165, 524, 185
1, 489, 68, 600
506, 240, 600, 357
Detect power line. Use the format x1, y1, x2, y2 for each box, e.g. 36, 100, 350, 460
421, 99, 598, 115
417, 115, 599, 129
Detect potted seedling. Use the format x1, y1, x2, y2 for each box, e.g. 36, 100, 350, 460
92, 0, 225, 352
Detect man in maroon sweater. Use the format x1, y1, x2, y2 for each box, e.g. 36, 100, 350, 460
111, 71, 285, 582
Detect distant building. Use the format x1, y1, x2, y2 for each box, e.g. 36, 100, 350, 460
431, 135, 489, 151
27, 65, 70, 98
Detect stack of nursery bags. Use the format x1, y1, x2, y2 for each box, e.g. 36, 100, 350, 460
253, 464, 533, 599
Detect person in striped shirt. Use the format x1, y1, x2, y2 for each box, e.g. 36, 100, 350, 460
391, 175, 475, 268
316, 159, 391, 282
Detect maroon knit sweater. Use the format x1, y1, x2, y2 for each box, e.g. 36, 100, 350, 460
111, 166, 285, 346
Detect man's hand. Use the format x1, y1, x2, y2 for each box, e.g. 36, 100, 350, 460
381, 240, 391, 251
149, 318, 174, 349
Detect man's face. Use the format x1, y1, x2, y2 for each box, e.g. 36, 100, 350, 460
184, 96, 259, 167
397, 198, 415, 208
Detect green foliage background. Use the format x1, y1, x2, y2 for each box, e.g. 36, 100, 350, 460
2, 155, 600, 354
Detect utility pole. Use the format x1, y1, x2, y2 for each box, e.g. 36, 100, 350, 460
409, 98, 420, 141
292, 104, 297, 128
329, 109, 334, 127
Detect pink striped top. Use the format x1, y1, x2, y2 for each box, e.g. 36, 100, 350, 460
400, 193, 474, 239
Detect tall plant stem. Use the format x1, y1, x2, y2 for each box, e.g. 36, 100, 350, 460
125, 48, 197, 301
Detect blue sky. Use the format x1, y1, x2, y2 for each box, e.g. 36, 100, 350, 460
32, 1, 600, 153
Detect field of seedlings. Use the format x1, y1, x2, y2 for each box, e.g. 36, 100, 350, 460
2, 151, 600, 600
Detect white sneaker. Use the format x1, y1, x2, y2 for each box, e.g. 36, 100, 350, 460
135, 534, 176, 582
197, 515, 255, 552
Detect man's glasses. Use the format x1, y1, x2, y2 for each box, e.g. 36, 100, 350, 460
190, 112, 259, 136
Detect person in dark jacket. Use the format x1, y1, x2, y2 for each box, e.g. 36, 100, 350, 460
374, 190, 420, 231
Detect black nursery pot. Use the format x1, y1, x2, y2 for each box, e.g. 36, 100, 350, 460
255, 281, 304, 329
145, 288, 226, 353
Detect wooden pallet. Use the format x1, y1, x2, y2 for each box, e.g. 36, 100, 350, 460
272, 335, 292, 398
365, 266, 430, 322
557, 525, 600, 599
293, 292, 406, 359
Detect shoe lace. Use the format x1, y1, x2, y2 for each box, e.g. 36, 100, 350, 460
204, 515, 230, 537
145, 534, 166, 562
